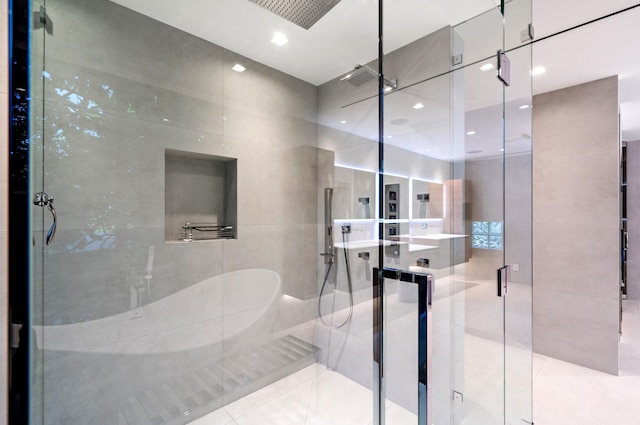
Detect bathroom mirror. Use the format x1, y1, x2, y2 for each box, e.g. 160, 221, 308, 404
411, 178, 444, 219
333, 166, 376, 219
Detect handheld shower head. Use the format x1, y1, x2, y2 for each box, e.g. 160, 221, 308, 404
322, 188, 334, 264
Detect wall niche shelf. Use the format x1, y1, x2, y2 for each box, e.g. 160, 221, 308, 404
164, 149, 237, 243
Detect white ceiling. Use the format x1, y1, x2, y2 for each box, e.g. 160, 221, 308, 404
111, 0, 640, 148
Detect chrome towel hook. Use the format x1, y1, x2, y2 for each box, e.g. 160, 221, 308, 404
33, 192, 57, 245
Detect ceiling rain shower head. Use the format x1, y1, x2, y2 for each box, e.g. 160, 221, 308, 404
247, 0, 342, 30
340, 65, 398, 90
341, 65, 378, 87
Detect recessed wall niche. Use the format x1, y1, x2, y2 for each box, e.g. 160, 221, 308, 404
164, 150, 237, 242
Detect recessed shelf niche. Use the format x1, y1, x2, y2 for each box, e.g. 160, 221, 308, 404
164, 149, 237, 242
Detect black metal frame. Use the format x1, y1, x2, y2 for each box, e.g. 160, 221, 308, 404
8, 0, 32, 423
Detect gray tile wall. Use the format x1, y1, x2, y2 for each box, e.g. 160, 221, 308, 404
625, 141, 640, 300
27, 0, 321, 423
39, 0, 319, 321
533, 76, 620, 375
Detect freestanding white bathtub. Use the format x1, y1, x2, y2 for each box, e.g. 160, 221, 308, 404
34, 268, 282, 355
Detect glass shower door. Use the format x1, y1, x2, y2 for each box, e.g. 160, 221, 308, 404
30, 1, 229, 424
379, 0, 533, 424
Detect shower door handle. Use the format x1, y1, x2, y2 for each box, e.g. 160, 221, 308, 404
33, 192, 57, 245
497, 265, 510, 297
373, 267, 433, 425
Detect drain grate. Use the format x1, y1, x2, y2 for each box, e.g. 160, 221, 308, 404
247, 0, 342, 30
118, 335, 317, 425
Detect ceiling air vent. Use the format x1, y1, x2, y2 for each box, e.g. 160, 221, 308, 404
247, 0, 342, 30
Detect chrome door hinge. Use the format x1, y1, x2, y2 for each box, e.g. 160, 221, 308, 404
497, 50, 510, 87
520, 23, 535, 42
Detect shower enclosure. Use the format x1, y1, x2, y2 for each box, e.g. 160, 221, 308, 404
10, 0, 533, 424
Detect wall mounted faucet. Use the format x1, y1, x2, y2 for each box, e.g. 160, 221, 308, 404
417, 258, 429, 268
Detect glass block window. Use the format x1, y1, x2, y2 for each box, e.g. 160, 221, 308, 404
471, 221, 503, 250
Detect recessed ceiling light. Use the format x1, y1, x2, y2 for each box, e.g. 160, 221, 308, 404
466, 130, 476, 135
531, 66, 546, 76
232, 64, 246, 73
519, 104, 530, 109
271, 32, 288, 46
499, 148, 505, 152
340, 120, 347, 124
385, 86, 393, 92
480, 63, 494, 72
413, 103, 425, 109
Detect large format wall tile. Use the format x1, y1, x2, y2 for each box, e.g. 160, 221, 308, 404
625, 141, 640, 300
533, 291, 619, 375
533, 76, 620, 374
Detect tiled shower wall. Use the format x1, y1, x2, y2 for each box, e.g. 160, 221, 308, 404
36, 0, 320, 324
626, 140, 640, 301
25, 0, 321, 423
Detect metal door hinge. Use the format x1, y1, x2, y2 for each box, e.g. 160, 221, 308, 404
520, 23, 535, 42
497, 50, 511, 87
39, 6, 47, 24
452, 53, 463, 66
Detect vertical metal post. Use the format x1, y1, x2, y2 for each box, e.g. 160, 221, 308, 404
375, 0, 386, 422
418, 274, 432, 425
373, 268, 385, 425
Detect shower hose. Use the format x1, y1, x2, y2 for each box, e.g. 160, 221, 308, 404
317, 228, 354, 328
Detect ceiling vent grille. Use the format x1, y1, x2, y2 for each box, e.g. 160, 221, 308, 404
247, 0, 342, 30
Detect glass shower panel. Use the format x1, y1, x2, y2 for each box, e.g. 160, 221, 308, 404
312, 3, 380, 424
30, 0, 382, 424
217, 0, 378, 421
381, 1, 508, 424
28, 0, 48, 423
451, 7, 508, 425
504, 1, 534, 424
35, 1, 227, 423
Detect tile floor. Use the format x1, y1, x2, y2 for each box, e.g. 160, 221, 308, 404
189, 299, 640, 425
532, 299, 640, 425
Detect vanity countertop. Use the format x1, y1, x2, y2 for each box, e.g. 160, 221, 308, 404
333, 234, 466, 250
